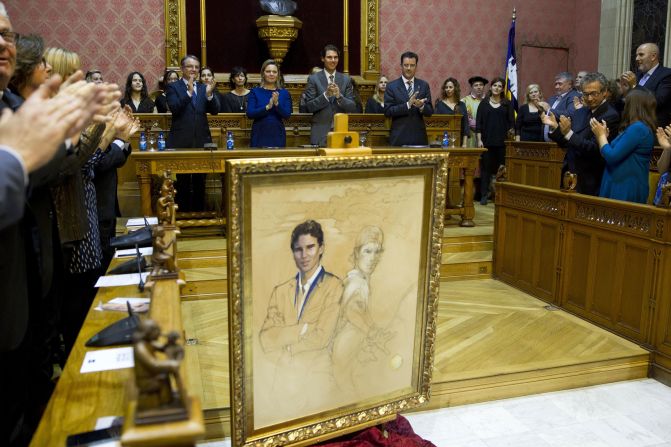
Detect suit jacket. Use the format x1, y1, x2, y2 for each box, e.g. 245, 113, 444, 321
637, 65, 671, 128
94, 140, 131, 222
550, 101, 620, 196
166, 79, 220, 148
259, 268, 343, 356
0, 150, 26, 231
303, 71, 358, 146
547, 89, 580, 120
384, 77, 434, 146
0, 91, 29, 351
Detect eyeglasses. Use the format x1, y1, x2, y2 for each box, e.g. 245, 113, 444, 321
582, 90, 604, 98
0, 30, 16, 44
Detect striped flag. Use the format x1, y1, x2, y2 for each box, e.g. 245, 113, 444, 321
504, 10, 518, 115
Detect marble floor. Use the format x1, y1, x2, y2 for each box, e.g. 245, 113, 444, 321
198, 379, 671, 447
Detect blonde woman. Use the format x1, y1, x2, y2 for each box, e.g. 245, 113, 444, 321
365, 75, 387, 114
246, 59, 292, 147
515, 83, 547, 141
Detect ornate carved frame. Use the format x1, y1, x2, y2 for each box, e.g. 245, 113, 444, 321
163, 0, 381, 80
226, 154, 446, 446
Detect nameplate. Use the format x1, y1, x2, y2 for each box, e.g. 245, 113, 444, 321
80, 347, 134, 374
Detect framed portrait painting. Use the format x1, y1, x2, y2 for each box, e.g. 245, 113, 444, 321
226, 153, 448, 446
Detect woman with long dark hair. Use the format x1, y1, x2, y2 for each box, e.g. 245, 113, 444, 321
475, 76, 515, 204
591, 89, 656, 203
435, 77, 469, 146
121, 71, 155, 113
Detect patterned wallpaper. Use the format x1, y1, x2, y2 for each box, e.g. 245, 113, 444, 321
6, 0, 166, 91
5, 0, 600, 102
379, 0, 601, 102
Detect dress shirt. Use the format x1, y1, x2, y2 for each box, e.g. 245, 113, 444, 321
402, 76, 416, 109
639, 64, 659, 86
297, 264, 324, 320
322, 70, 337, 100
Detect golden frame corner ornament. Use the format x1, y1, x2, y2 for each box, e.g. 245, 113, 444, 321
226, 154, 447, 447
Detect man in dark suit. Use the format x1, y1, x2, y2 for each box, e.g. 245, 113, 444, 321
166, 54, 219, 211
302, 44, 358, 146
543, 72, 580, 141
384, 51, 433, 146
621, 42, 671, 128
543, 72, 620, 196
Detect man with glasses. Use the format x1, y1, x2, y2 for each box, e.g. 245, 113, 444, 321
165, 54, 219, 211
542, 72, 620, 195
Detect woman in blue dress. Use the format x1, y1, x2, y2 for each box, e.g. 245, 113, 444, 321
247, 59, 292, 147
590, 89, 656, 204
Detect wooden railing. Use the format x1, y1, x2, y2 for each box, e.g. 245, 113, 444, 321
493, 181, 671, 384
130, 113, 462, 149
504, 140, 666, 193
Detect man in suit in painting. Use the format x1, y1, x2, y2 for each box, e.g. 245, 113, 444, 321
259, 220, 344, 409
384, 51, 434, 146
166, 54, 219, 211
543, 72, 620, 196
302, 44, 358, 146
621, 42, 671, 128
260, 219, 343, 358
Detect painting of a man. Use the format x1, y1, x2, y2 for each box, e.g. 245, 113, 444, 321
258, 220, 344, 414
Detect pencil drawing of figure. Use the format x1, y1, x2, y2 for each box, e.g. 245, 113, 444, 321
259, 220, 344, 407
332, 226, 394, 395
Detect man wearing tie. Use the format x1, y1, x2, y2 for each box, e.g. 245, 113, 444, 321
621, 42, 671, 128
166, 55, 219, 210
543, 72, 620, 196
302, 44, 357, 146
259, 220, 343, 410
384, 51, 433, 146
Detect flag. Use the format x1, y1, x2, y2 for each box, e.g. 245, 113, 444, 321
504, 12, 518, 115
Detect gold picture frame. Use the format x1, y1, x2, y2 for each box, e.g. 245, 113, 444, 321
226, 153, 447, 447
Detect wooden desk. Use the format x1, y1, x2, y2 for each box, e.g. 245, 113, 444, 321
30, 277, 151, 446
133, 147, 484, 227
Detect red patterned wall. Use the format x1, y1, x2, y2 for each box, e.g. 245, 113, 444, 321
380, 0, 601, 102
5, 0, 600, 102
6, 0, 165, 91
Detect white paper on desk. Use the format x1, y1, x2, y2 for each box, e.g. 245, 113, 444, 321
95, 272, 149, 288
95, 297, 150, 313
80, 347, 134, 373
114, 246, 153, 258
126, 217, 158, 227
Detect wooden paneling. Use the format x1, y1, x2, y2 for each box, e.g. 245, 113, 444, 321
493, 181, 671, 381
505, 141, 565, 190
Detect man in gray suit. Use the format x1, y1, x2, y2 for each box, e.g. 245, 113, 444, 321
543, 72, 580, 141
302, 44, 358, 146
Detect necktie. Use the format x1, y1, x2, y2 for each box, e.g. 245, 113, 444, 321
407, 81, 413, 96
329, 74, 334, 84
639, 73, 651, 86
191, 83, 197, 105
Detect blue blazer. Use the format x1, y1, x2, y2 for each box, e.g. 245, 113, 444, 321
166, 80, 220, 148
384, 77, 433, 146
637, 65, 671, 128
547, 89, 580, 118
599, 121, 653, 204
